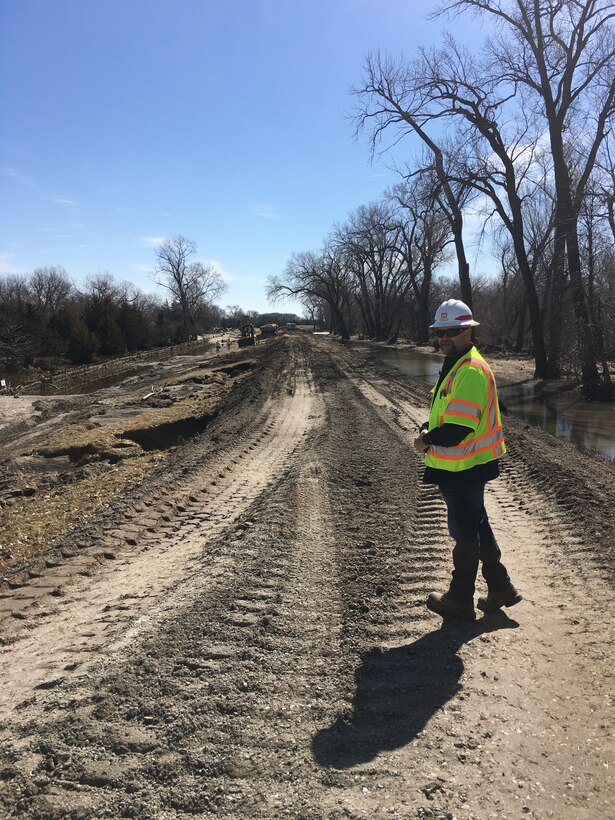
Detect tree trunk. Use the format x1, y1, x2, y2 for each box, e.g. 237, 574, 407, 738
546, 224, 566, 379
334, 308, 351, 340
355, 293, 373, 339
560, 197, 604, 397
387, 316, 402, 344
585, 223, 612, 393
451, 212, 472, 308
514, 298, 526, 354
509, 228, 548, 378
416, 266, 433, 345
547, 104, 607, 396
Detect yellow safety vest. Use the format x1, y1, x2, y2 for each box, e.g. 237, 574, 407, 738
424, 346, 506, 472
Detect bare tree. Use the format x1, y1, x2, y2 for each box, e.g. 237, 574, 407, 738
154, 236, 226, 334
437, 0, 614, 395
355, 39, 554, 374
0, 275, 30, 313
84, 272, 129, 301
274, 184, 451, 344
333, 202, 413, 341
29, 266, 73, 313
0, 321, 35, 370
354, 54, 475, 308
387, 171, 453, 343
268, 247, 353, 338
422, 40, 554, 375
595, 137, 615, 243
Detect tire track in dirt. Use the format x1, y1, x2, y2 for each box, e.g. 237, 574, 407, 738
331, 360, 454, 633
182, 454, 346, 817
1, 337, 613, 818
0, 393, 350, 818
307, 353, 473, 817
325, 344, 614, 818
0, 340, 446, 819
456, 470, 615, 819
0, 353, 316, 719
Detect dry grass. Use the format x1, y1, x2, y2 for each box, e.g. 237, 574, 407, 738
0, 363, 253, 574
0, 455, 161, 572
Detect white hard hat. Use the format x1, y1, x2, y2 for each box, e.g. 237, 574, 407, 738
430, 299, 480, 329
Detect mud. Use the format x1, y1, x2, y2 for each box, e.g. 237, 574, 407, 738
0, 334, 613, 819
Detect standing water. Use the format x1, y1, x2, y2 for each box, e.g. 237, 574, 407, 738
348, 342, 615, 462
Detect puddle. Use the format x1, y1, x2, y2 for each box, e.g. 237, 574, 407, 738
14, 454, 72, 474
88, 409, 146, 427
348, 342, 615, 461
29, 367, 153, 396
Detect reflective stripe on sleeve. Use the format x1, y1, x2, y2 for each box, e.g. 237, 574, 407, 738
444, 399, 482, 423
449, 359, 499, 432
428, 428, 505, 461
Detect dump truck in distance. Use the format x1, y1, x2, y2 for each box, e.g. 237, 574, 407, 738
259, 324, 277, 337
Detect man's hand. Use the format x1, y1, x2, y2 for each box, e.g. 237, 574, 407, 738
414, 433, 430, 454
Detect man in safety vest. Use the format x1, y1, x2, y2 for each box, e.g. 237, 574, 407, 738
413, 299, 522, 621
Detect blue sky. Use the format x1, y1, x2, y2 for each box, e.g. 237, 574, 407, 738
0, 0, 487, 315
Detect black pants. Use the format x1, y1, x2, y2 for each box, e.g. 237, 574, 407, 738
439, 481, 511, 604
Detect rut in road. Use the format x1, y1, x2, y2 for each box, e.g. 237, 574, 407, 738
0, 351, 315, 714
326, 343, 614, 819
0, 335, 613, 820
0, 340, 455, 818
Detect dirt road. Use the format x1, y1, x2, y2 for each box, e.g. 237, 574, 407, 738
1, 335, 613, 819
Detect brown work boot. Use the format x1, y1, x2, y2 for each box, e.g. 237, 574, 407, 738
426, 591, 476, 622
477, 585, 523, 612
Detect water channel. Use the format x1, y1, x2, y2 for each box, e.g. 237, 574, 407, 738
348, 342, 615, 462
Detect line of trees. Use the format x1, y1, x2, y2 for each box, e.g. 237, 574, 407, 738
0, 265, 213, 372
268, 174, 452, 344
270, 0, 615, 399
0, 236, 301, 376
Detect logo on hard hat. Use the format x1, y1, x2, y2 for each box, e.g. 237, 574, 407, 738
429, 298, 480, 329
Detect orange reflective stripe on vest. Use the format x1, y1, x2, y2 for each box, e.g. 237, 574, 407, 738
424, 347, 506, 472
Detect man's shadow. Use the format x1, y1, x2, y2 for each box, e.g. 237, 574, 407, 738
312, 612, 518, 769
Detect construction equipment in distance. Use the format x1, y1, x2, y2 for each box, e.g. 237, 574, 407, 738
259, 323, 277, 337
238, 320, 256, 348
